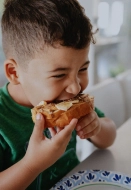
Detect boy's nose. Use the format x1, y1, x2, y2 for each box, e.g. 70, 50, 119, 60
65, 77, 81, 95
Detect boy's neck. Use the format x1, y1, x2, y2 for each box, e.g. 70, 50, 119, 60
7, 83, 33, 108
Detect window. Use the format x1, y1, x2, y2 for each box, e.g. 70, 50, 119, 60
98, 1, 124, 37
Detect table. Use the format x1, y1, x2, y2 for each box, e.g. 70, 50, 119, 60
66, 118, 131, 177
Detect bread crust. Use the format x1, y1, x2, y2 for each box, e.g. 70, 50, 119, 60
31, 94, 94, 128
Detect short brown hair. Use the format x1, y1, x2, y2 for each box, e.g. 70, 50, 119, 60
1, 0, 95, 65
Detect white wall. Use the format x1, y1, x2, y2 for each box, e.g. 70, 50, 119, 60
78, 0, 96, 88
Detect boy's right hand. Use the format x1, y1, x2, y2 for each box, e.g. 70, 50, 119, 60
24, 113, 78, 174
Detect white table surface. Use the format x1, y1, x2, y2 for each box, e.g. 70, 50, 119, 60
66, 117, 131, 177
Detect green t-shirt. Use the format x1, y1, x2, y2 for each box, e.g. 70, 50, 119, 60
0, 83, 105, 190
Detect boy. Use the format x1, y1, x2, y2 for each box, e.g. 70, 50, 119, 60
0, 0, 116, 189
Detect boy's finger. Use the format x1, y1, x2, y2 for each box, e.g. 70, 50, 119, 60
55, 118, 78, 142
56, 127, 63, 133
32, 113, 45, 141
65, 118, 78, 133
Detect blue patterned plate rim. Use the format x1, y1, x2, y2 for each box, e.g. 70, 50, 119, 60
50, 169, 131, 190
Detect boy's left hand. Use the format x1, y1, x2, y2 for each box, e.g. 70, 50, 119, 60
76, 111, 101, 139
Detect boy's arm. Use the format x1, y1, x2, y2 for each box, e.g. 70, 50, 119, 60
0, 114, 77, 190
89, 117, 116, 148
76, 111, 116, 149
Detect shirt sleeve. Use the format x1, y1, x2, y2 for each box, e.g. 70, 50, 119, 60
94, 107, 105, 118
0, 135, 5, 171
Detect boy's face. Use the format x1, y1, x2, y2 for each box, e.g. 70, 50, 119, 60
17, 45, 90, 107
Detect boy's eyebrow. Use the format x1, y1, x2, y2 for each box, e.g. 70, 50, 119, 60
49, 61, 90, 72
82, 60, 90, 66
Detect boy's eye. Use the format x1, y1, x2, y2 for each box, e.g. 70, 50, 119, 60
53, 74, 65, 78
79, 67, 88, 72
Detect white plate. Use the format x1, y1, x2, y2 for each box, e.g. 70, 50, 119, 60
51, 170, 131, 190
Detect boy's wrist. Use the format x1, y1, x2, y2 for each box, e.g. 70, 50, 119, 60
22, 154, 42, 176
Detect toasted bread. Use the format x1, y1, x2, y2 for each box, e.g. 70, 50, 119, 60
31, 94, 94, 128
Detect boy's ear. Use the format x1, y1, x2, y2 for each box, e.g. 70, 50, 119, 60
4, 59, 20, 85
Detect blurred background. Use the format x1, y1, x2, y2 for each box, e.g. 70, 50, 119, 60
0, 0, 131, 88
78, 0, 131, 88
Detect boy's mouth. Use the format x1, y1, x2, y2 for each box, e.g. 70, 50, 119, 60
53, 92, 83, 103
45, 91, 83, 104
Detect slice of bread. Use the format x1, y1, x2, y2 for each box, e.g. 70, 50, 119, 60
31, 94, 94, 128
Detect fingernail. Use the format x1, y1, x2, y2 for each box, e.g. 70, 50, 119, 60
74, 118, 78, 124
72, 118, 78, 125
36, 113, 41, 120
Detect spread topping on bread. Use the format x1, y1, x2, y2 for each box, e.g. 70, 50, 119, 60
55, 100, 79, 111
34, 94, 94, 113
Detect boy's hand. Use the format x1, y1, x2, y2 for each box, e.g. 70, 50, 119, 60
24, 114, 78, 174
76, 111, 101, 139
